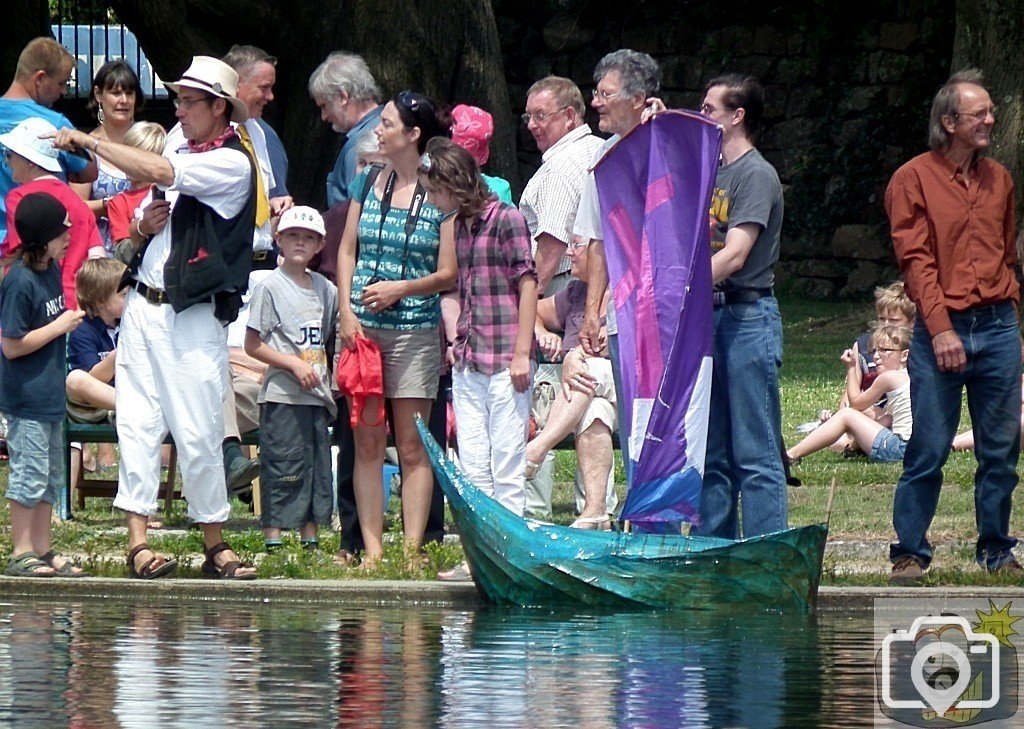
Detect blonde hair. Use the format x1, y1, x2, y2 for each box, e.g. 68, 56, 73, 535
15, 38, 73, 80
870, 324, 912, 353
75, 258, 126, 316
123, 121, 167, 154
526, 76, 586, 117
874, 280, 916, 321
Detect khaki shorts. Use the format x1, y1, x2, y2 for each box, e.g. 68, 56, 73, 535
364, 326, 441, 400
576, 356, 617, 436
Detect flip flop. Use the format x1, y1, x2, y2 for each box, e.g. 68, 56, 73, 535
201, 542, 257, 580
5, 552, 55, 577
39, 550, 89, 578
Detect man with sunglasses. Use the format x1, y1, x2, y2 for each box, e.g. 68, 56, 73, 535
886, 69, 1022, 583
0, 37, 97, 240
50, 56, 259, 581
518, 76, 602, 519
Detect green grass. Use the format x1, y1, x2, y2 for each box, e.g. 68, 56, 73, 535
0, 295, 1017, 586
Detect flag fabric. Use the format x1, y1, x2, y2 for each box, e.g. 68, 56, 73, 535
593, 111, 722, 524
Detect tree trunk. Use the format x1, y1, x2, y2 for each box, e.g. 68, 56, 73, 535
953, 0, 1024, 217
108, 0, 517, 208
0, 0, 50, 83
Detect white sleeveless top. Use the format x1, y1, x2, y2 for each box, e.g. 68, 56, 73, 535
885, 379, 912, 440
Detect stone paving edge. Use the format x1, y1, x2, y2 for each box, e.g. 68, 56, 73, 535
3, 577, 1024, 612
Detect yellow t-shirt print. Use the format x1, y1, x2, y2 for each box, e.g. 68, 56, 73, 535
708, 186, 731, 253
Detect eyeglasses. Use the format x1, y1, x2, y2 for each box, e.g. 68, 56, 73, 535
874, 347, 901, 354
700, 103, 735, 115
955, 106, 997, 122
592, 89, 622, 102
521, 106, 569, 125
173, 95, 214, 110
568, 239, 590, 250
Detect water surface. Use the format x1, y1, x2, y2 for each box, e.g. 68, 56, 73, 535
0, 598, 876, 727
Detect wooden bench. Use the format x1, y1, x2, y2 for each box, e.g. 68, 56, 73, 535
62, 420, 260, 518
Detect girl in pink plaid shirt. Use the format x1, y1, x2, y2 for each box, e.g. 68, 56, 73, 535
419, 138, 538, 525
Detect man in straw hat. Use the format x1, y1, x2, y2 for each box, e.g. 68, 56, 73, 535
49, 56, 259, 580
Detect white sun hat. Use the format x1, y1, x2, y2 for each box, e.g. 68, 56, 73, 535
0, 117, 62, 173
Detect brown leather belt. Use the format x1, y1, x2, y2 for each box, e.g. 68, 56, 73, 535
133, 280, 169, 305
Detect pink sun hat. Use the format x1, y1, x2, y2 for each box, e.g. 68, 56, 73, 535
451, 104, 494, 167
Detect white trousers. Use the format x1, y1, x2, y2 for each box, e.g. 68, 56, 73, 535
113, 289, 230, 521
452, 367, 530, 516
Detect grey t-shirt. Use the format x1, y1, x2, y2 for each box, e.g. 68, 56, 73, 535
709, 148, 783, 291
248, 268, 339, 417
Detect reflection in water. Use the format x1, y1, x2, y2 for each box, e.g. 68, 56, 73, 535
0, 599, 877, 727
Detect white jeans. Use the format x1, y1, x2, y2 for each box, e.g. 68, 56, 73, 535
452, 366, 531, 516
113, 289, 230, 522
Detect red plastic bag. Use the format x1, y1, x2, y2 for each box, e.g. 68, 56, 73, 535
336, 336, 386, 428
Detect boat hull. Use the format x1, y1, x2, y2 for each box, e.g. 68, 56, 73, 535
418, 419, 827, 612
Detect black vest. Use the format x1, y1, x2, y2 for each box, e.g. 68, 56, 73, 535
162, 134, 257, 320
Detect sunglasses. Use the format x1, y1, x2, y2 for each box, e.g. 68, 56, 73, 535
395, 90, 435, 125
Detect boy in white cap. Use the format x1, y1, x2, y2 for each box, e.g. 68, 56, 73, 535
1, 117, 103, 309
47, 55, 258, 580
244, 206, 338, 551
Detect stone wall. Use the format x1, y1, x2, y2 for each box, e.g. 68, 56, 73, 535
495, 0, 955, 299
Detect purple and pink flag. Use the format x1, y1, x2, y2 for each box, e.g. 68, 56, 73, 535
593, 111, 722, 524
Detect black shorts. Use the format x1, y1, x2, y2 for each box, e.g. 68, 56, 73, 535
258, 402, 333, 529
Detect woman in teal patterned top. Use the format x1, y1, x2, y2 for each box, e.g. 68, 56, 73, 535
337, 91, 457, 566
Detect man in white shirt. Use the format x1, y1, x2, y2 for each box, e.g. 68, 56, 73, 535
51, 56, 258, 580
518, 76, 602, 519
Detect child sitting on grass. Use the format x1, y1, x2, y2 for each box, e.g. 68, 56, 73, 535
1, 192, 86, 576
244, 206, 338, 552
788, 324, 912, 466
814, 281, 916, 424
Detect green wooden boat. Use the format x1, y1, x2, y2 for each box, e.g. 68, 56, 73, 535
417, 419, 828, 612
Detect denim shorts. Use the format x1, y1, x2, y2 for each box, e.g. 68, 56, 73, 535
4, 414, 63, 507
870, 428, 908, 463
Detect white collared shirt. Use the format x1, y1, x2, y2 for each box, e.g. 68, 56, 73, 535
519, 123, 604, 277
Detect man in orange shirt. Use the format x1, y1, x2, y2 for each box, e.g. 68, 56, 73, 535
886, 69, 1021, 583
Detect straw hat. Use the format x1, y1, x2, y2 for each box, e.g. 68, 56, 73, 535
164, 56, 249, 123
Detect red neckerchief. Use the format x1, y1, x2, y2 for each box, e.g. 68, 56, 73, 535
187, 125, 237, 154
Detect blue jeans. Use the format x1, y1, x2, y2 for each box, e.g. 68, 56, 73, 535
695, 297, 787, 538
890, 302, 1021, 570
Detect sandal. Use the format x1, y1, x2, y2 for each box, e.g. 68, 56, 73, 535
40, 550, 88, 578
5, 552, 55, 577
127, 543, 178, 580
437, 561, 473, 581
201, 542, 257, 580
333, 549, 357, 567
569, 516, 612, 531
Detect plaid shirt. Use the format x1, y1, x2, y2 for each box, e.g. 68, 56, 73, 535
452, 200, 537, 375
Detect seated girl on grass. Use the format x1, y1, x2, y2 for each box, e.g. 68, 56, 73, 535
787, 324, 912, 466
